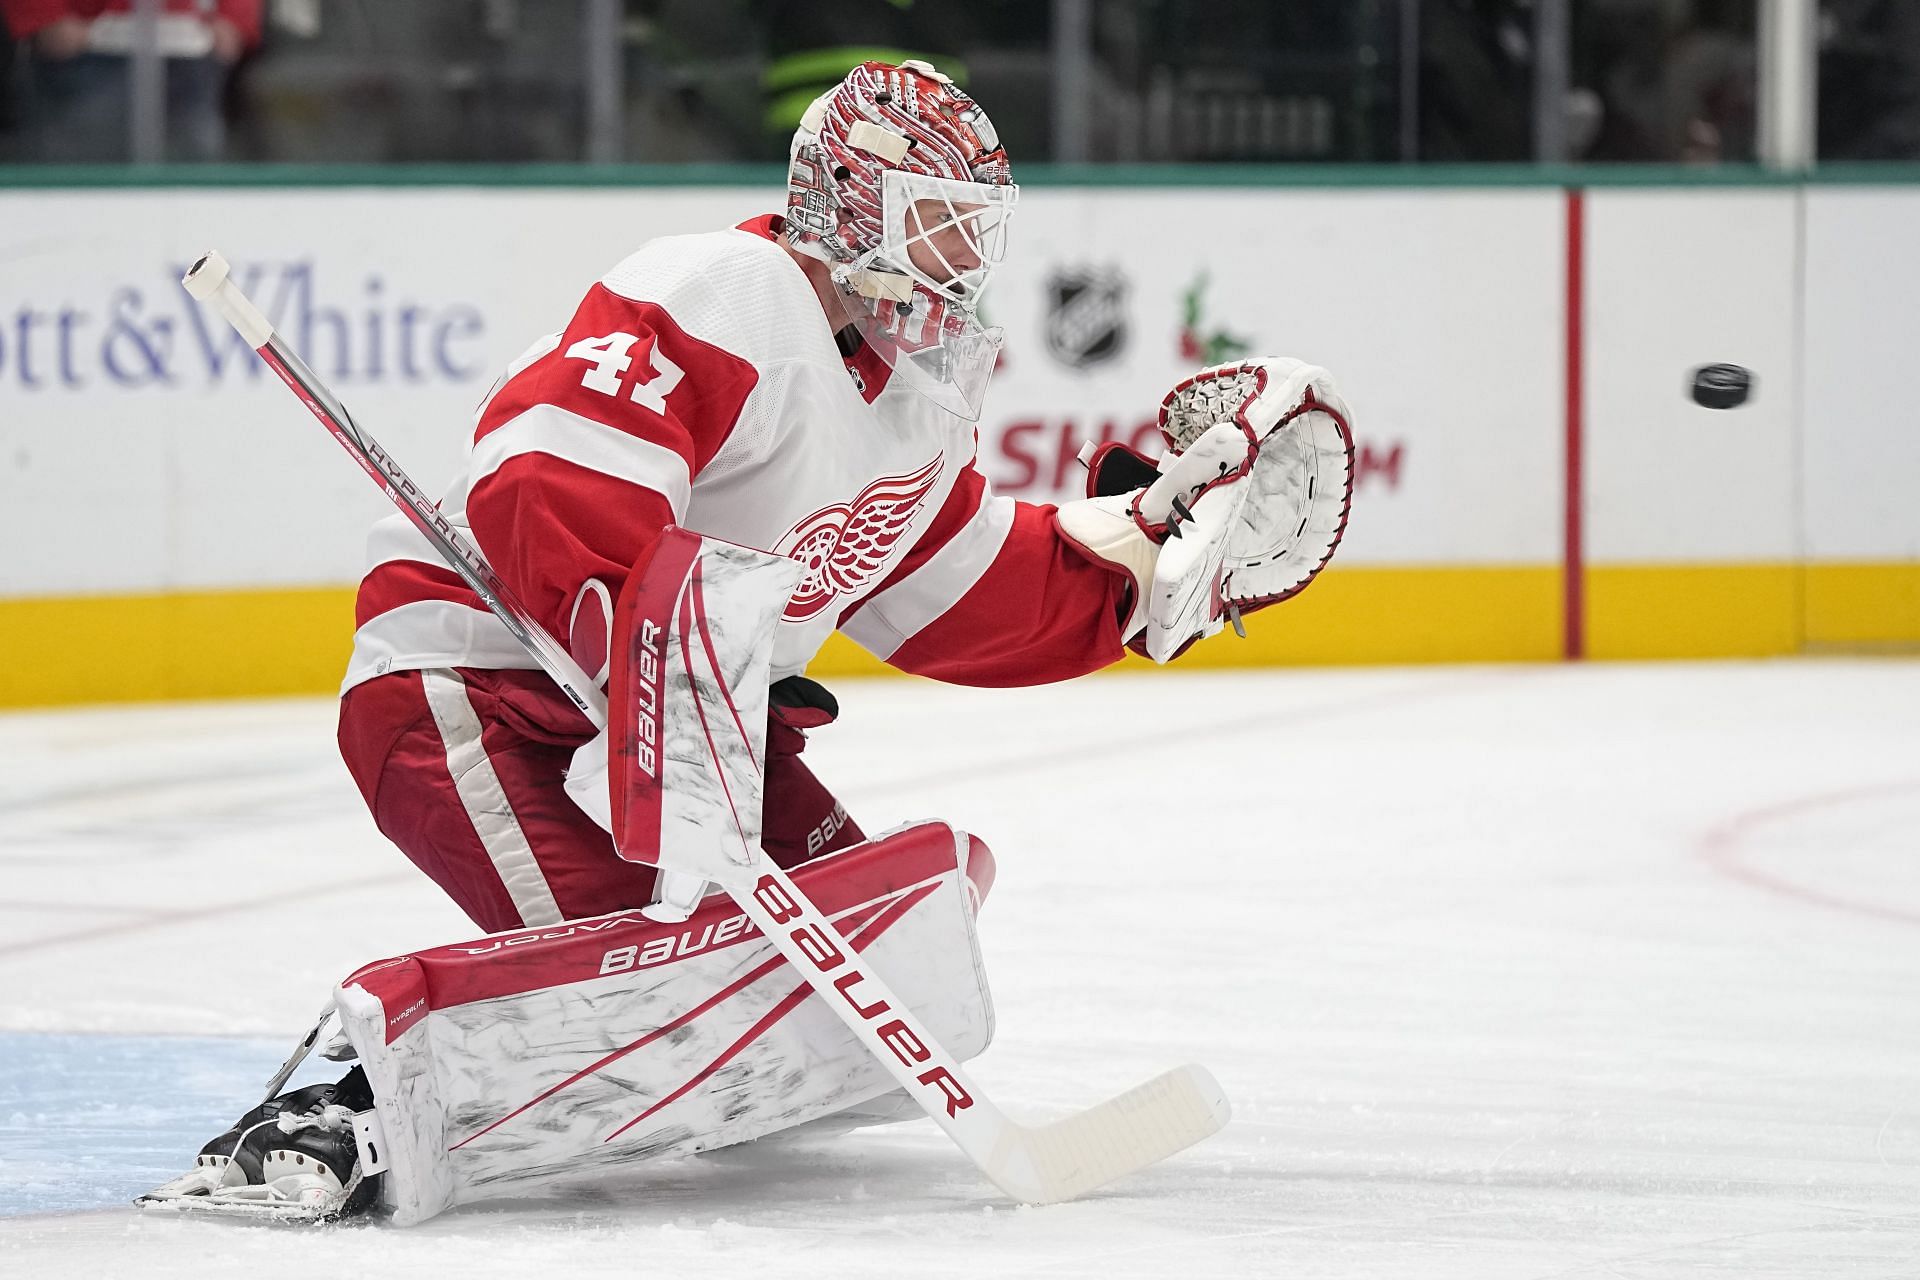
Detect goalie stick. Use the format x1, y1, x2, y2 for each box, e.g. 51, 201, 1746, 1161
178, 253, 706, 925
180, 250, 1230, 1204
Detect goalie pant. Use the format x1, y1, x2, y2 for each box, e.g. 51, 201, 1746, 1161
337, 820, 995, 1225
336, 664, 862, 932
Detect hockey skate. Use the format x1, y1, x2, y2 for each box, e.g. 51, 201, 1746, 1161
137, 1069, 383, 1224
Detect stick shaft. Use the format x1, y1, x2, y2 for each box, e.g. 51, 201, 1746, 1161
182, 249, 602, 720
733, 852, 1225, 1203
257, 336, 606, 724
730, 856, 1015, 1164
182, 250, 713, 917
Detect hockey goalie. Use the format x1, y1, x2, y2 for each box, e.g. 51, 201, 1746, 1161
143, 59, 1355, 1223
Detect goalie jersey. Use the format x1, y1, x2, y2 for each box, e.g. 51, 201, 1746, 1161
342, 215, 1130, 807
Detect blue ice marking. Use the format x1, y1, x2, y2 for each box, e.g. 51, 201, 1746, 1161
0, 1031, 338, 1217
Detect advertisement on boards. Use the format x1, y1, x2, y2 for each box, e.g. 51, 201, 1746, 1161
0, 186, 1563, 598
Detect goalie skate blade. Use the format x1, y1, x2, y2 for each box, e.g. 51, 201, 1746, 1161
985, 1064, 1231, 1205
134, 1188, 356, 1226
136, 1165, 368, 1225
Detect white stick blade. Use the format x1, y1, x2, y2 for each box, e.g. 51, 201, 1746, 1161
990, 1064, 1231, 1205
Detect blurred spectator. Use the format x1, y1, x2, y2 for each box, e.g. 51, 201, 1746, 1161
760, 0, 969, 147
3, 0, 1904, 170
1134, 1, 1374, 160
1417, 0, 1534, 161
1820, 0, 1920, 159
2, 0, 261, 161
0, 18, 19, 158
1665, 0, 1754, 163
1579, 0, 1672, 159
225, 3, 583, 164
1578, 0, 1753, 163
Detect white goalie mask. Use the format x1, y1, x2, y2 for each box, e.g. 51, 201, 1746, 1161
785, 60, 1019, 421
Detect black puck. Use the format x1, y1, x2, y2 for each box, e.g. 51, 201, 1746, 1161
1690, 363, 1753, 409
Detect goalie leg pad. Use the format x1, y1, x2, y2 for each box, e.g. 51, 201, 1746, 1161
336, 820, 996, 1226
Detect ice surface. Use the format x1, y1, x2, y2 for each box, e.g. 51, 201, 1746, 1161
1, 661, 1917, 1277
0, 1031, 337, 1215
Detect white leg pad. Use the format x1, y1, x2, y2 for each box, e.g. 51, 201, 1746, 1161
334, 821, 996, 1226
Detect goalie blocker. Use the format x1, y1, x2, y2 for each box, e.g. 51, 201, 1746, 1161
140, 821, 996, 1225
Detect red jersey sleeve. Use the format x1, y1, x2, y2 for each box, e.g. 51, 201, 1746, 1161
463, 284, 758, 675
214, 0, 263, 46
2, 2, 262, 44
2, 0, 69, 37
838, 463, 1131, 686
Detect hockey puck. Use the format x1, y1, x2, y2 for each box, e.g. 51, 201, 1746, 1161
1690, 363, 1753, 409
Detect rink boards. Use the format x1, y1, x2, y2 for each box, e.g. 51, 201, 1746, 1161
1, 173, 1916, 705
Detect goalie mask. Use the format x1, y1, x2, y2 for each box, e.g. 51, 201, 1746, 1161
786, 60, 1018, 421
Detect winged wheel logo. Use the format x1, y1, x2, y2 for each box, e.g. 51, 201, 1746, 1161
775, 457, 943, 621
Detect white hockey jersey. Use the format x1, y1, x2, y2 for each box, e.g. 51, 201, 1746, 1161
343, 215, 1129, 822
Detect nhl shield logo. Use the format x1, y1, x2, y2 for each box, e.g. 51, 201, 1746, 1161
1044, 266, 1128, 370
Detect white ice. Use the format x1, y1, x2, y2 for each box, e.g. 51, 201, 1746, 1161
1, 660, 1917, 1278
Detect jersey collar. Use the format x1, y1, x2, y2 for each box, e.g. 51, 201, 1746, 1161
736, 214, 786, 242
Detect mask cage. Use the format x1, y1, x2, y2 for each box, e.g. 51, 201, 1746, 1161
877, 169, 1018, 311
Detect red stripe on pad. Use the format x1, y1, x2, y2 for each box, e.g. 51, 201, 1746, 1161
447, 887, 916, 1151
610, 526, 703, 866
341, 822, 989, 1035
602, 881, 937, 1143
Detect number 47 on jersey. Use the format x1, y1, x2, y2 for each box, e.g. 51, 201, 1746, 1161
567, 331, 686, 414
